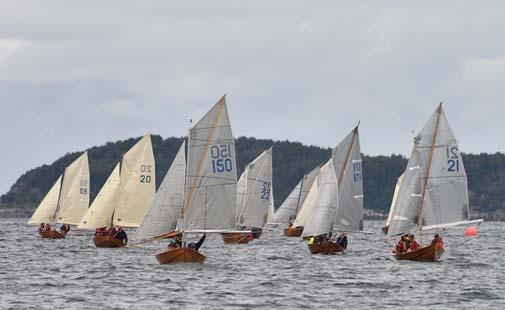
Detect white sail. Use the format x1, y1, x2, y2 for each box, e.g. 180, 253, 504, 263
183, 96, 237, 232
77, 163, 120, 230
237, 148, 273, 228
332, 126, 364, 232
28, 176, 62, 224
266, 183, 275, 224
384, 173, 404, 229
302, 160, 339, 238
388, 104, 475, 236
236, 170, 247, 223
55, 152, 90, 225
292, 162, 329, 228
113, 134, 156, 227
134, 141, 186, 241
273, 165, 320, 224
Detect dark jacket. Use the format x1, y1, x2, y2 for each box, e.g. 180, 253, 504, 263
114, 230, 128, 244
336, 236, 348, 249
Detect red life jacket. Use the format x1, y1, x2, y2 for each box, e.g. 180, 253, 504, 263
410, 241, 419, 251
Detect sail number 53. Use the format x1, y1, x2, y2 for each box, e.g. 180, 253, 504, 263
447, 146, 460, 172
211, 144, 233, 173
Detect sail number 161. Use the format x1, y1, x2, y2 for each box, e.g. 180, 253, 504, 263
211, 144, 233, 173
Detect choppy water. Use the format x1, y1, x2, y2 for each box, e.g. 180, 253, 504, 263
0, 219, 504, 309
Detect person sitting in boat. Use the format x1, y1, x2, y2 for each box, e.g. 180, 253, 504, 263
39, 223, 46, 234
45, 223, 52, 232
60, 224, 70, 235
108, 226, 117, 236
393, 235, 407, 254
308, 235, 316, 245
336, 232, 348, 249
95, 227, 107, 236
175, 234, 183, 248
409, 234, 420, 251
252, 227, 262, 239
431, 234, 444, 249
187, 234, 206, 252
113, 227, 128, 244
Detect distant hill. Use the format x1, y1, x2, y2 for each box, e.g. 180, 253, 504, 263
2, 135, 505, 219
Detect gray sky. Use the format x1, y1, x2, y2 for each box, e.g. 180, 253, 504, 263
1, 1, 505, 195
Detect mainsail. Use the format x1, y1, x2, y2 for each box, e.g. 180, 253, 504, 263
134, 141, 186, 241
388, 104, 477, 236
182, 96, 237, 232
273, 165, 320, 224
332, 126, 364, 232
266, 183, 275, 224
383, 173, 404, 232
28, 175, 62, 224
292, 162, 329, 228
54, 152, 90, 225
302, 160, 339, 238
78, 134, 155, 229
236, 148, 273, 228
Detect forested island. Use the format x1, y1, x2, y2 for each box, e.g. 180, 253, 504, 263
2, 135, 504, 220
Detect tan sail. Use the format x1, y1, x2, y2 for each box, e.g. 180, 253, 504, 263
27, 176, 62, 225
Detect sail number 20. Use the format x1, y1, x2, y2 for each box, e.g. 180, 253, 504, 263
447, 146, 460, 172
140, 164, 152, 183
211, 144, 233, 173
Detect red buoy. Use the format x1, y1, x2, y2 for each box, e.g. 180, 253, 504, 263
464, 226, 478, 237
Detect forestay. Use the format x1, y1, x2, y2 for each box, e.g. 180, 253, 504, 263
78, 163, 120, 229
273, 165, 320, 224
134, 141, 186, 241
292, 162, 328, 228
114, 134, 156, 227
183, 96, 237, 232
237, 148, 273, 228
332, 126, 364, 232
28, 176, 62, 225
55, 152, 90, 225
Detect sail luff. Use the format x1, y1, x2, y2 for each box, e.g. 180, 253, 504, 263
27, 176, 63, 225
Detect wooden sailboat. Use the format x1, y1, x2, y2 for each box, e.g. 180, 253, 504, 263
28, 152, 90, 239
275, 166, 320, 237
155, 95, 244, 264
387, 103, 483, 262
303, 125, 365, 254
77, 134, 155, 248
222, 147, 273, 244
382, 174, 404, 234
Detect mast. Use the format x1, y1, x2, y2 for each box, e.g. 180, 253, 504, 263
417, 102, 443, 243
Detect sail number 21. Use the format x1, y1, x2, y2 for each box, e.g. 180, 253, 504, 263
211, 144, 233, 173
447, 146, 460, 172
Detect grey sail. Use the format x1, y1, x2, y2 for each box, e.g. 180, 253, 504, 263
332, 126, 364, 232
388, 104, 473, 236
237, 148, 273, 228
134, 141, 186, 241
236, 170, 247, 223
273, 165, 320, 224
183, 96, 237, 232
302, 160, 339, 238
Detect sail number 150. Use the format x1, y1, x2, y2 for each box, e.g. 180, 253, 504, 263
211, 144, 233, 173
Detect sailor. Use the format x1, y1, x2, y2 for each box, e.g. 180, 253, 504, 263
39, 223, 46, 234
60, 224, 70, 235
431, 234, 444, 249
308, 235, 315, 245
187, 234, 206, 252
336, 232, 348, 249
114, 227, 128, 244
45, 223, 52, 231
409, 233, 419, 251
108, 226, 117, 236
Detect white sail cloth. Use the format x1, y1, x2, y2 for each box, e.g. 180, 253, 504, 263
273, 165, 320, 224
182, 96, 238, 232
332, 126, 364, 232
236, 148, 273, 228
28, 176, 62, 224
388, 104, 472, 236
384, 173, 404, 229
134, 141, 186, 241
302, 160, 339, 238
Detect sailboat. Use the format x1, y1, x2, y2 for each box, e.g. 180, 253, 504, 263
302, 125, 365, 254
274, 165, 320, 237
155, 95, 245, 264
28, 152, 89, 239
222, 147, 273, 244
387, 103, 483, 262
133, 141, 186, 244
382, 173, 404, 234
77, 134, 155, 248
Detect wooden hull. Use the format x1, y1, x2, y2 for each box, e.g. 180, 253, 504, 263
156, 248, 206, 265
394, 244, 444, 262
308, 241, 345, 255
94, 234, 126, 248
39, 230, 65, 239
283, 226, 303, 237
221, 232, 251, 244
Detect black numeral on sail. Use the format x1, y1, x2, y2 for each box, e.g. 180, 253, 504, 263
353, 162, 362, 183
211, 144, 233, 173
261, 182, 271, 200
79, 180, 88, 195
446, 146, 460, 172
140, 164, 152, 183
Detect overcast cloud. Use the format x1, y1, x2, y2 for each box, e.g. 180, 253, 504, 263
1, 1, 505, 194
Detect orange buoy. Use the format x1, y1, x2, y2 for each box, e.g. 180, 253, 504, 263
464, 226, 478, 237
